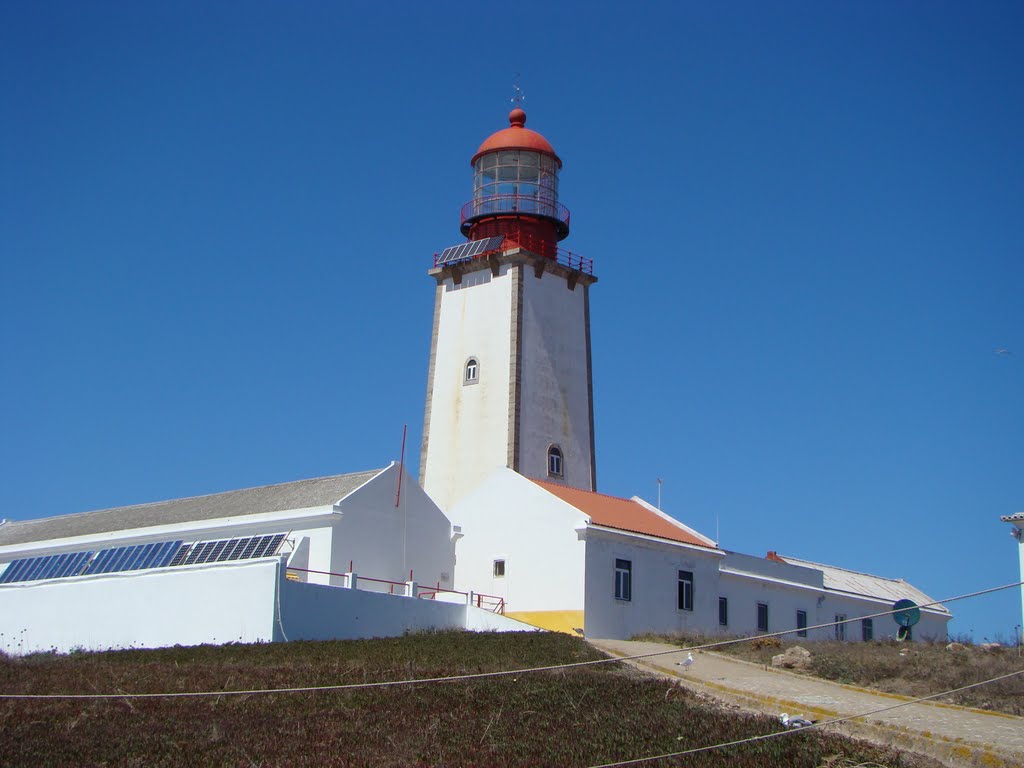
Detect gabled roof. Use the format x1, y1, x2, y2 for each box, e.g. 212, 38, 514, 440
0, 469, 385, 547
777, 554, 950, 615
531, 480, 716, 549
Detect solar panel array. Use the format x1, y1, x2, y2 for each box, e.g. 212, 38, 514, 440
0, 533, 287, 585
436, 235, 505, 266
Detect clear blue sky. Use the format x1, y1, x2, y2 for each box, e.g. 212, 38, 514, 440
2, 2, 1021, 641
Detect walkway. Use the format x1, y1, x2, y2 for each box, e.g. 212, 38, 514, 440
589, 638, 1023, 768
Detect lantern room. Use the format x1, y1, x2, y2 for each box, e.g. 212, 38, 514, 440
460, 108, 570, 258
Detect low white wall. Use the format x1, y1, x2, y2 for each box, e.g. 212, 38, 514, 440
279, 579, 466, 641
0, 559, 279, 655
465, 605, 540, 633
0, 558, 542, 656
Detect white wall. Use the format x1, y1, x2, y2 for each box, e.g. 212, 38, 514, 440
422, 267, 514, 512
279, 582, 538, 640
719, 554, 949, 642
328, 463, 455, 591
583, 529, 723, 640
0, 558, 280, 655
449, 468, 588, 614
518, 269, 593, 489
0, 556, 536, 655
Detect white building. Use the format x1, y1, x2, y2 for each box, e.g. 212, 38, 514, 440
447, 468, 948, 641
0, 106, 952, 652
0, 464, 526, 655
1001, 512, 1024, 632
719, 551, 950, 642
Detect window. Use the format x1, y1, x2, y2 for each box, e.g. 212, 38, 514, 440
835, 614, 847, 641
677, 570, 694, 611
547, 445, 563, 477
493, 559, 505, 578
614, 559, 631, 601
796, 610, 808, 638
757, 602, 769, 633
862, 618, 873, 642
464, 357, 479, 385
718, 597, 728, 626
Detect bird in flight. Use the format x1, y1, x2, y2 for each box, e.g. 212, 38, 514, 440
995, 348, 1011, 355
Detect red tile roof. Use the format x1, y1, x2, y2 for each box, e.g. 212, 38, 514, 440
531, 480, 716, 549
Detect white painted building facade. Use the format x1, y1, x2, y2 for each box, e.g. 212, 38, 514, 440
0, 464, 532, 655
448, 468, 950, 641
1001, 512, 1024, 632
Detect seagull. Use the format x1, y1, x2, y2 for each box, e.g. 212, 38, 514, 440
780, 713, 816, 729
995, 348, 1011, 355
675, 652, 694, 669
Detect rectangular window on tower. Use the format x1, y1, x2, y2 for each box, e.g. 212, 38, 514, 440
719, 597, 728, 626
757, 602, 769, 633
493, 559, 505, 578
677, 570, 694, 611
614, 559, 631, 601
797, 610, 808, 638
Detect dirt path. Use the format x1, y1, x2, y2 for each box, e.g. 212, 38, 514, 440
589, 638, 1023, 768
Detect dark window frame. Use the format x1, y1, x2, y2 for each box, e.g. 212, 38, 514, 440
677, 570, 694, 611
614, 558, 632, 601
757, 602, 769, 633
796, 610, 808, 638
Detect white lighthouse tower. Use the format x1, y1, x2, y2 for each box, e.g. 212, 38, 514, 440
419, 107, 597, 512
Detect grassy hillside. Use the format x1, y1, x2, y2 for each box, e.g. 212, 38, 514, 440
0, 632, 940, 767
640, 632, 1024, 716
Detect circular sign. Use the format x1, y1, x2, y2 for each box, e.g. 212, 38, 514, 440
892, 599, 921, 627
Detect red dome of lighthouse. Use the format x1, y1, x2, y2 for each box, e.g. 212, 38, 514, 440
471, 108, 562, 167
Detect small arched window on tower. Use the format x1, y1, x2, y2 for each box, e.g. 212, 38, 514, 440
547, 445, 563, 478
464, 357, 479, 385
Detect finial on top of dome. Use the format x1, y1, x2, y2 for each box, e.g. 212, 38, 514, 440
509, 77, 526, 126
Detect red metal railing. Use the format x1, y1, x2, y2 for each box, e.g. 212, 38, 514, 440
461, 194, 570, 228
431, 230, 593, 275
285, 567, 506, 614
509, 231, 593, 274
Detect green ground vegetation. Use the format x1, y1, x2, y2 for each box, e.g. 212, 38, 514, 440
638, 631, 1024, 716
0, 631, 941, 767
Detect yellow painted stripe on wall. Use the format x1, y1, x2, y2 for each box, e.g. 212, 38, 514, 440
505, 610, 584, 635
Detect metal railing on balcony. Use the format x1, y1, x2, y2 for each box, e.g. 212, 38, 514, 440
431, 230, 593, 275
461, 194, 570, 229
285, 566, 506, 614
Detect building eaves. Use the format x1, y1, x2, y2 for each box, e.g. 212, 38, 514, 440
0, 469, 386, 547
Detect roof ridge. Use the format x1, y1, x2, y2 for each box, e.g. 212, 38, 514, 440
8, 468, 386, 524
780, 554, 905, 583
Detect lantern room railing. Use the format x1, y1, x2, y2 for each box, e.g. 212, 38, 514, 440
461, 194, 570, 229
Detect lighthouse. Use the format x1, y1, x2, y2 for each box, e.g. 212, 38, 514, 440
419, 107, 598, 512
